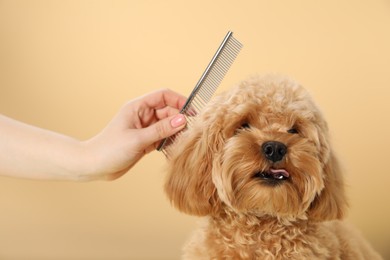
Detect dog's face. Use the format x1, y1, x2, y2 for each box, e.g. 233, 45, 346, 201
165, 75, 347, 221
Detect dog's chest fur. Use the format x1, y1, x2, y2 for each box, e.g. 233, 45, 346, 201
184, 211, 339, 260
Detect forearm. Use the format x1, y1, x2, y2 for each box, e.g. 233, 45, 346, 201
0, 89, 187, 181
0, 115, 90, 181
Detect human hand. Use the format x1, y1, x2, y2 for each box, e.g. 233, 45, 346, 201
83, 89, 187, 180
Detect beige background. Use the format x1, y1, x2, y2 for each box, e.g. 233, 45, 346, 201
0, 0, 389, 259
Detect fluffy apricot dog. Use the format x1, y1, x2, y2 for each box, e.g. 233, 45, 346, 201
165, 75, 382, 259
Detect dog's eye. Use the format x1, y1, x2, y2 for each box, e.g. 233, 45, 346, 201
240, 122, 250, 129
234, 122, 251, 135
287, 128, 299, 134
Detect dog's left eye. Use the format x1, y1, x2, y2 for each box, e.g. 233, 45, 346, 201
287, 128, 299, 134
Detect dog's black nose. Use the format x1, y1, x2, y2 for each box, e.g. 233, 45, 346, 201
262, 141, 287, 162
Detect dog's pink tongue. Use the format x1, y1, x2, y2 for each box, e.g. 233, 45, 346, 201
269, 168, 290, 178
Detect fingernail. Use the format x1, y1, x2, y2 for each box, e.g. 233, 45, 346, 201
170, 114, 186, 128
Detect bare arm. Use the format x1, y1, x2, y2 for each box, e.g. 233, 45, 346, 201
0, 89, 186, 181
0, 115, 89, 181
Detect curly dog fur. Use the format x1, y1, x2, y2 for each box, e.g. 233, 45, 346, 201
165, 75, 382, 259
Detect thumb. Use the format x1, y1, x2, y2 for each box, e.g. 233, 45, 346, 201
138, 114, 187, 148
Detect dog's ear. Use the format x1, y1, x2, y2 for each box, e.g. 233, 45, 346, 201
164, 123, 221, 216
308, 151, 348, 221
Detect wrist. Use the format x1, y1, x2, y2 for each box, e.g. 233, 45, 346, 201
76, 139, 105, 181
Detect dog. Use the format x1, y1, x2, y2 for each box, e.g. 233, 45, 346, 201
164, 75, 382, 259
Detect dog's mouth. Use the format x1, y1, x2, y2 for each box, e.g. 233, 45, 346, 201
255, 168, 290, 181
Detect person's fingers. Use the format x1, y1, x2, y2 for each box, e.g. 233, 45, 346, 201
140, 89, 187, 110
136, 114, 186, 151
155, 106, 181, 120
134, 107, 182, 129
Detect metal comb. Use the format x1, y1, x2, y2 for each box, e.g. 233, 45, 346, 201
157, 31, 243, 156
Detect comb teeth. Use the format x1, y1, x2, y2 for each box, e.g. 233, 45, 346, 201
157, 31, 243, 156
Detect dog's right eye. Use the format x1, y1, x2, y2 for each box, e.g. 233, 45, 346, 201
240, 122, 250, 129
235, 122, 250, 134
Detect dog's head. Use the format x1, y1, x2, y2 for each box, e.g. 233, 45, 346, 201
165, 75, 347, 221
